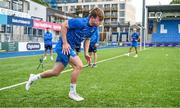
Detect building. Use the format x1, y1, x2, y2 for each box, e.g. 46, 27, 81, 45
0, 0, 78, 52
46, 7, 76, 41
28, 1, 76, 42
0, 0, 31, 43
56, 0, 136, 41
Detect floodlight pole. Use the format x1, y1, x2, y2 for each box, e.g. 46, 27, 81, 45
142, 0, 146, 49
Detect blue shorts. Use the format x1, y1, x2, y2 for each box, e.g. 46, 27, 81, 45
131, 42, 138, 47
89, 45, 97, 53
55, 41, 77, 67
44, 44, 52, 50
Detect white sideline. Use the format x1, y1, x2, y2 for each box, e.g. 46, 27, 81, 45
0, 48, 150, 91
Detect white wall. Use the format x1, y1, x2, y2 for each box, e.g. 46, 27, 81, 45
29, 1, 47, 21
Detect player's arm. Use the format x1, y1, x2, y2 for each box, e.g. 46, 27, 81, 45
138, 33, 140, 42
84, 38, 90, 56
61, 20, 70, 55
137, 36, 140, 42
84, 38, 91, 62
130, 33, 134, 41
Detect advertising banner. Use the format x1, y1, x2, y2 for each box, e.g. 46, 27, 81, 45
1, 42, 18, 51
33, 20, 61, 31
18, 42, 44, 51
7, 16, 33, 27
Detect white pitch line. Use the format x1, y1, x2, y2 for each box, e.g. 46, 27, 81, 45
0, 54, 126, 91
0, 82, 27, 91
0, 48, 150, 91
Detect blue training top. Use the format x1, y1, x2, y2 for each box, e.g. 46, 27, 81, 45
44, 32, 52, 45
131, 32, 139, 42
56, 17, 98, 50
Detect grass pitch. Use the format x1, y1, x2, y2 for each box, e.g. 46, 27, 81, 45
0, 47, 180, 107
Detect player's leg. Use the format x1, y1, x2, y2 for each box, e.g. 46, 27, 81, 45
43, 45, 48, 60
134, 46, 138, 57
88, 46, 93, 66
69, 57, 76, 69
25, 62, 65, 91
135, 47, 138, 54
127, 46, 132, 56
92, 47, 97, 67
68, 55, 84, 101
40, 62, 64, 78
88, 52, 92, 66
26, 48, 69, 91
92, 52, 97, 67
133, 42, 138, 57
70, 55, 83, 85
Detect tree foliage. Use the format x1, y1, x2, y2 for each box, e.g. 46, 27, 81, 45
32, 0, 49, 7
170, 0, 180, 4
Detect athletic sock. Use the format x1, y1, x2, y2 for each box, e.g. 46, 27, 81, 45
31, 74, 41, 81
70, 83, 76, 93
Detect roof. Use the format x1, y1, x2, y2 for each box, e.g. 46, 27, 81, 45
146, 4, 180, 12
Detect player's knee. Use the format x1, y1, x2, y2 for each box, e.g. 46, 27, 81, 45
75, 64, 83, 71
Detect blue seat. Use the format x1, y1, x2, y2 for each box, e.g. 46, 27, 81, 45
152, 33, 180, 43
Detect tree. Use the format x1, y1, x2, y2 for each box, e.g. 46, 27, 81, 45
32, 0, 49, 7
170, 0, 180, 4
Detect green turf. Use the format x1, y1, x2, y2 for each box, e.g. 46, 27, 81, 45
0, 47, 180, 107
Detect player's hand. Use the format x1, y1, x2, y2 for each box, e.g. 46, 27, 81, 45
62, 42, 70, 55
85, 55, 91, 64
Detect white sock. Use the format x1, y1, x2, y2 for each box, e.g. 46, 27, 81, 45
70, 83, 76, 93
31, 74, 41, 81
51, 56, 53, 60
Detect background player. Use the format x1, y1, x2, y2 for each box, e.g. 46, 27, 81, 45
127, 28, 140, 57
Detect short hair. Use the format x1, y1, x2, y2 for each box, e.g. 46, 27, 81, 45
89, 7, 104, 21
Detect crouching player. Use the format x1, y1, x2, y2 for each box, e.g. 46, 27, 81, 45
25, 7, 104, 101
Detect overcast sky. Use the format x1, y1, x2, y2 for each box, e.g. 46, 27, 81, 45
130, 0, 172, 22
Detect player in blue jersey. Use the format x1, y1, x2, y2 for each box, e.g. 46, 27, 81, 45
25, 7, 104, 101
88, 29, 99, 67
127, 28, 140, 57
43, 28, 53, 60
